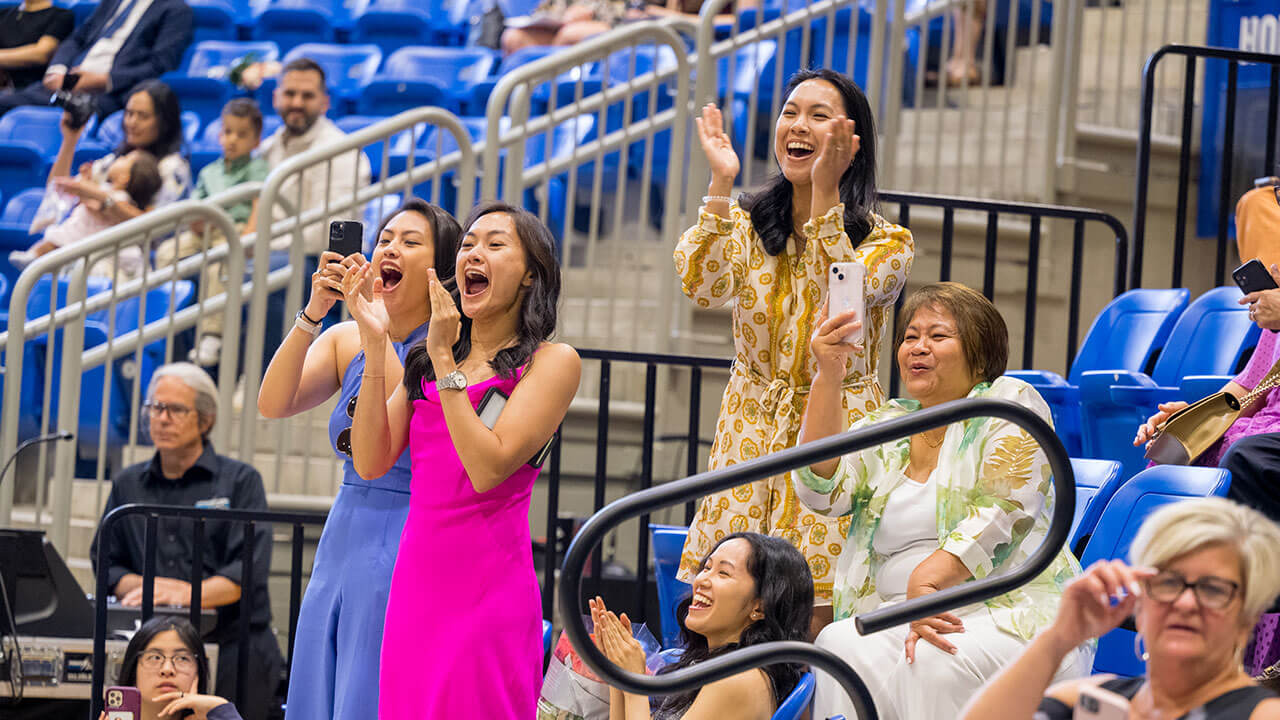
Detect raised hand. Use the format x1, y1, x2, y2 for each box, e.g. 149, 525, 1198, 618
341, 262, 389, 343
424, 268, 462, 368
810, 299, 862, 380
588, 596, 646, 674
695, 103, 740, 186
1048, 560, 1155, 651
811, 115, 859, 195
1133, 401, 1189, 447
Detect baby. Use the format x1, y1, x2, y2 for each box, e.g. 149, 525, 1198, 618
10, 149, 163, 279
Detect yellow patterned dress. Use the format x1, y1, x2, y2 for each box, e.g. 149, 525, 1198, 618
673, 201, 914, 602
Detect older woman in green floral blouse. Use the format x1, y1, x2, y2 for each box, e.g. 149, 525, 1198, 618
793, 282, 1090, 719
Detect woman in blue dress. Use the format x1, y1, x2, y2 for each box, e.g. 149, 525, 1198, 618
257, 198, 461, 720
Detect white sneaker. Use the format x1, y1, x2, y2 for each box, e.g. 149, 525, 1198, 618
8, 249, 35, 269
189, 334, 222, 367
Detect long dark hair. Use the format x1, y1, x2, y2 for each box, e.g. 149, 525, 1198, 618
738, 68, 878, 255
657, 532, 814, 716
404, 201, 560, 399
120, 80, 184, 159
117, 617, 211, 694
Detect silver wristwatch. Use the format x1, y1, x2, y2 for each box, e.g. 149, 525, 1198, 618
436, 370, 467, 392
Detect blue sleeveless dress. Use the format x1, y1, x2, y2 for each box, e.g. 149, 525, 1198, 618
284, 322, 428, 720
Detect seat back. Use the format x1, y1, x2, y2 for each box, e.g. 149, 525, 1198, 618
251, 0, 338, 52
1067, 288, 1189, 384
1149, 286, 1261, 385
4, 188, 47, 226
650, 524, 691, 648
187, 0, 239, 42
283, 43, 383, 100
185, 40, 281, 77
0, 107, 64, 151
383, 46, 496, 85
1067, 458, 1124, 556
772, 672, 816, 720
1080, 465, 1232, 677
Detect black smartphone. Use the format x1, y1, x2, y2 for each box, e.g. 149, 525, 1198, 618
1233, 259, 1279, 295
477, 386, 556, 468
62, 72, 80, 91
328, 220, 363, 258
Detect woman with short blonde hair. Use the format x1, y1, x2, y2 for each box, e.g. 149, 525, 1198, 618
963, 497, 1280, 719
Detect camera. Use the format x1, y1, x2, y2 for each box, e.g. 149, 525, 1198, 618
48, 73, 96, 131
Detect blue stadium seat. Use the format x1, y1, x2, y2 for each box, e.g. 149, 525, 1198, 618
336, 115, 421, 180
188, 0, 239, 43
93, 110, 125, 150
1067, 457, 1124, 557
281, 43, 382, 111
358, 47, 498, 116
0, 107, 65, 160
163, 74, 235, 130
1006, 288, 1189, 456
412, 116, 496, 214
4, 188, 46, 226
350, 0, 456, 53
0, 272, 8, 308
773, 672, 816, 720
68, 0, 97, 27
462, 44, 561, 116
250, 0, 340, 54
542, 618, 552, 655
528, 61, 605, 117
650, 523, 691, 649
523, 112, 623, 245
1079, 465, 1232, 677
182, 111, 202, 146
184, 40, 281, 77
1079, 286, 1259, 477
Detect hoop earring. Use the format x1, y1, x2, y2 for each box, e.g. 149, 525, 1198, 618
1134, 633, 1149, 663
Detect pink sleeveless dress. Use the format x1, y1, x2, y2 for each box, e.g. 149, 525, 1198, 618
378, 369, 544, 718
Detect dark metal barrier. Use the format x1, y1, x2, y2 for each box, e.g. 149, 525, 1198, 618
92, 504, 327, 717
559, 397, 1075, 720
879, 191, 1129, 396
1132, 44, 1280, 290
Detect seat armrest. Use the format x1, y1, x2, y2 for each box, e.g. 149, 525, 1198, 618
1006, 369, 1068, 387
1179, 375, 1234, 400
1079, 370, 1155, 403
1108, 384, 1183, 408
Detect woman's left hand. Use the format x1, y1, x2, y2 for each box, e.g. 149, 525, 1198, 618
53, 175, 105, 203
810, 115, 859, 193
154, 677, 229, 719
589, 596, 646, 675
904, 611, 966, 663
424, 268, 461, 367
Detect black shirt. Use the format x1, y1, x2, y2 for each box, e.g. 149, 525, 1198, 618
89, 444, 273, 641
1036, 676, 1277, 719
0, 5, 74, 89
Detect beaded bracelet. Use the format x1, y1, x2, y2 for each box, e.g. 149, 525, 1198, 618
702, 195, 733, 205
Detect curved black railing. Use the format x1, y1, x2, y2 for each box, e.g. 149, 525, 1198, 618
558, 397, 1076, 720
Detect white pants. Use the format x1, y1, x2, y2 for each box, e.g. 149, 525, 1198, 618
812, 605, 1091, 720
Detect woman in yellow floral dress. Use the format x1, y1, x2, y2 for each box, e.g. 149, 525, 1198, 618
673, 68, 914, 619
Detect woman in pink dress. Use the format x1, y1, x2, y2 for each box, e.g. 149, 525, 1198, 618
342, 201, 582, 718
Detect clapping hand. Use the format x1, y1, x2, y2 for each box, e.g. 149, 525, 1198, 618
1048, 560, 1155, 651
810, 299, 862, 380
811, 116, 859, 193
341, 261, 389, 343
424, 268, 461, 368
154, 676, 231, 719
588, 596, 646, 675
695, 104, 740, 187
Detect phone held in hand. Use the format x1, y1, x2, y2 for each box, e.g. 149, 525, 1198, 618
328, 220, 363, 258
1074, 684, 1130, 720
828, 261, 866, 345
1233, 258, 1279, 295
477, 386, 556, 468
105, 686, 142, 719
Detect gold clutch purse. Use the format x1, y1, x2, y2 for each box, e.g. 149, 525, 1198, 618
1145, 360, 1280, 465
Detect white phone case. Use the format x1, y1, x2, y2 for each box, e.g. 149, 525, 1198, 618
828, 262, 866, 345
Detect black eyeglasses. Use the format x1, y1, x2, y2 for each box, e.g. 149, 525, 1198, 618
1144, 570, 1240, 610
335, 393, 358, 457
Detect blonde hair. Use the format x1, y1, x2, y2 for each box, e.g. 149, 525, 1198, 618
1129, 497, 1280, 620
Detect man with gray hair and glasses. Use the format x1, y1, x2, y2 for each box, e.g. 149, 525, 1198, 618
90, 362, 282, 720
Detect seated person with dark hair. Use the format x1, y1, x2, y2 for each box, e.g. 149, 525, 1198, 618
0, 0, 73, 92
116, 616, 246, 720
90, 362, 282, 720
0, 0, 192, 117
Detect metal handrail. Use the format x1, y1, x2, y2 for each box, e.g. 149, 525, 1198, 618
91, 503, 327, 717
559, 397, 1075, 720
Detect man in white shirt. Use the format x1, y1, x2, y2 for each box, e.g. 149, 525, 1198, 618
0, 0, 191, 117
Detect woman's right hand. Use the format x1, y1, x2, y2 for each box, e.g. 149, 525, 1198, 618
306, 251, 362, 321
1133, 401, 1188, 447
810, 299, 862, 380
341, 261, 389, 343
695, 103, 740, 186
1047, 560, 1155, 651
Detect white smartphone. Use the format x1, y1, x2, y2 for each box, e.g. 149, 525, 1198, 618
827, 261, 866, 345
1074, 684, 1131, 720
